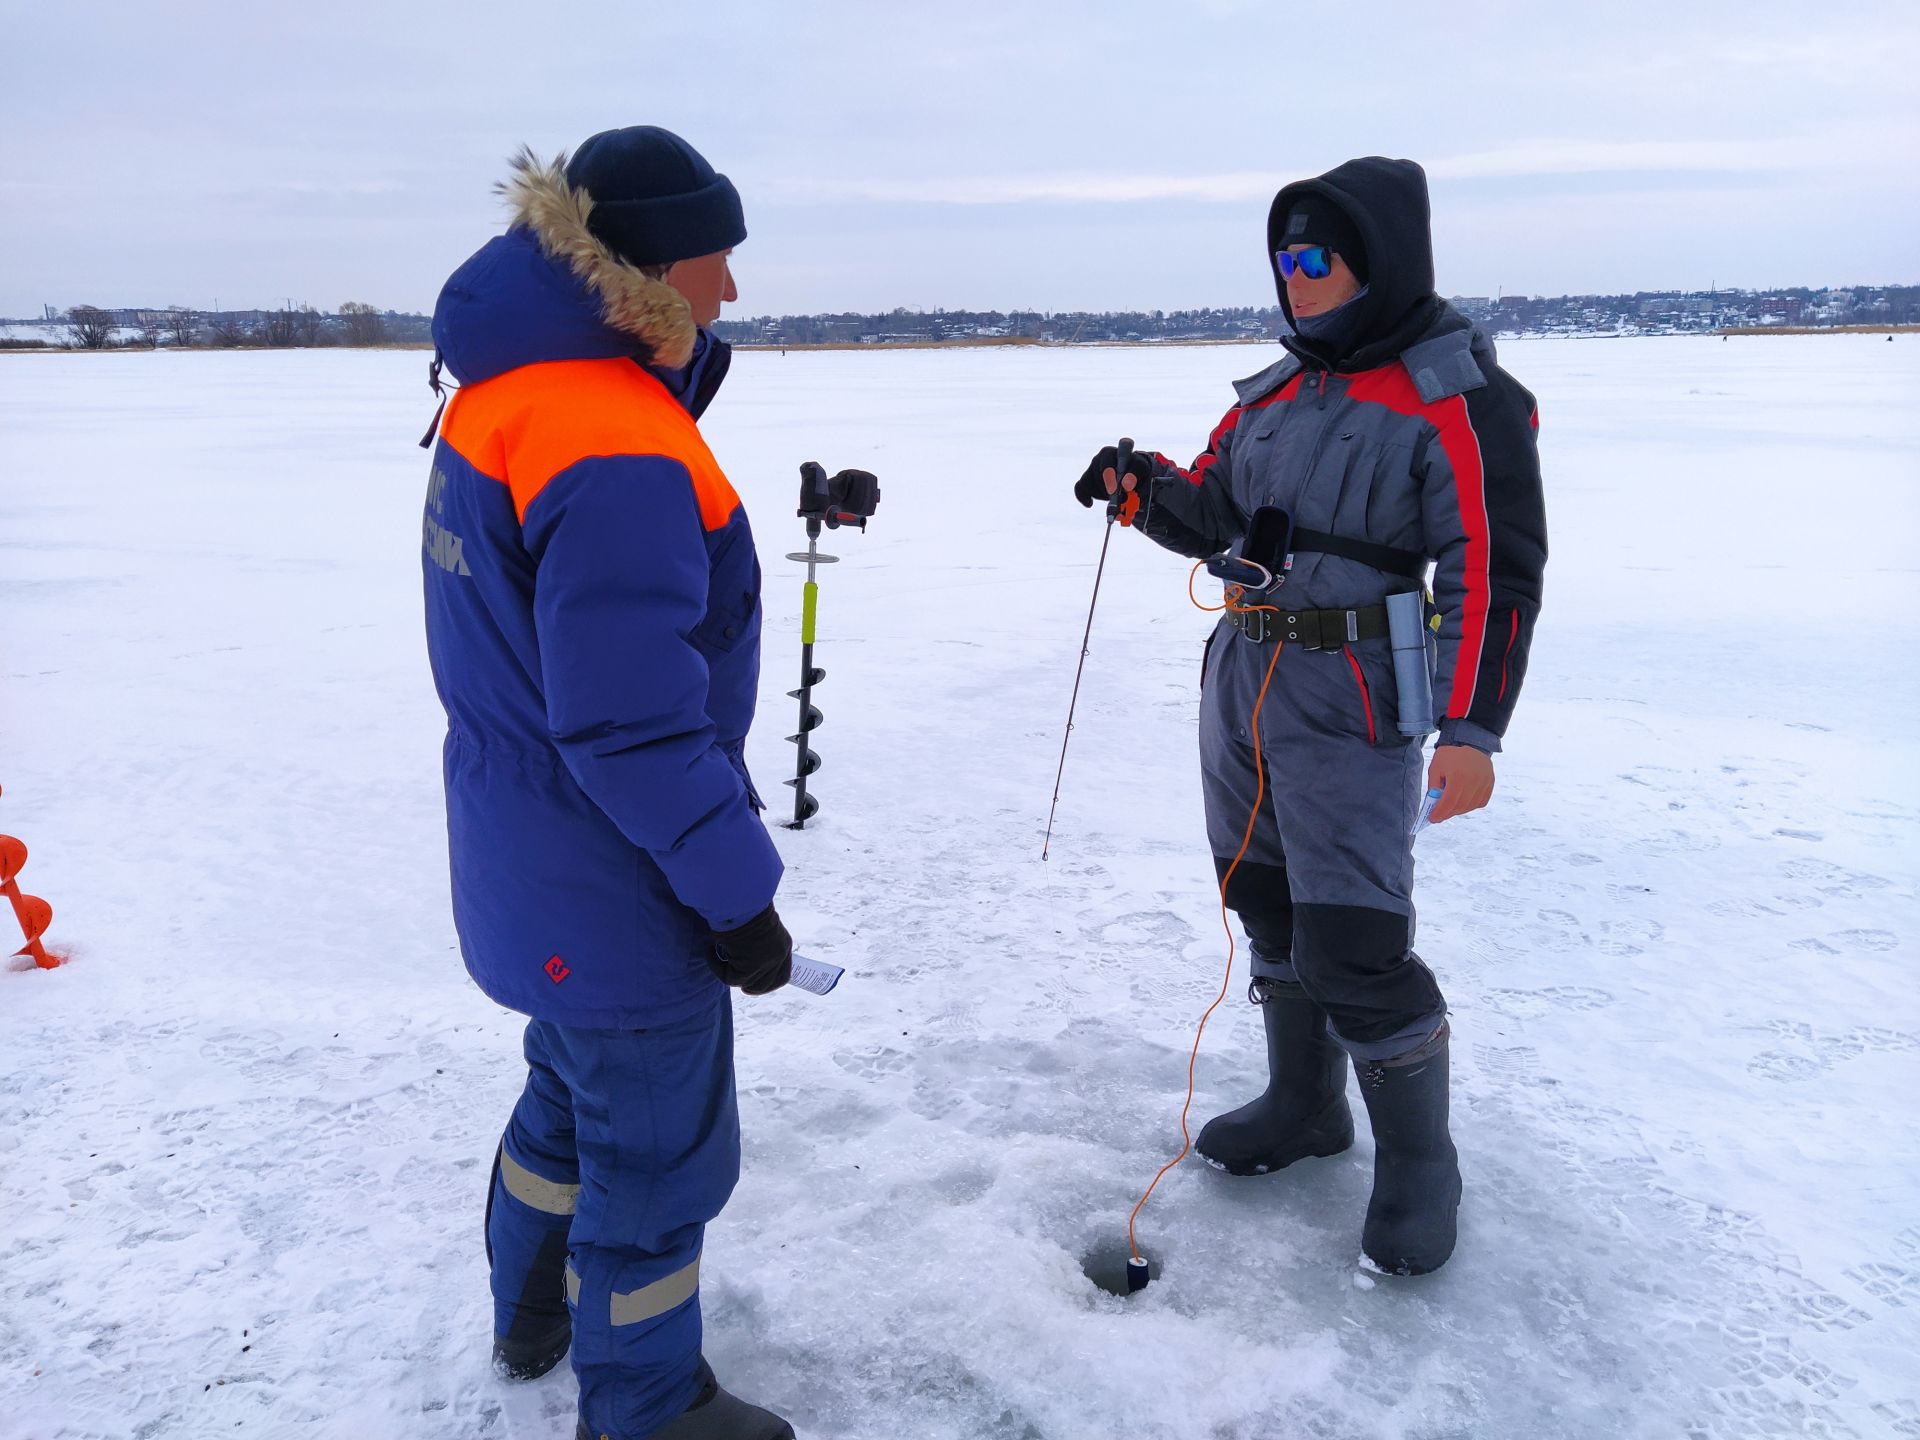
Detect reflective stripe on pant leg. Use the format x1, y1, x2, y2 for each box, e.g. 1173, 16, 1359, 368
499, 1146, 580, 1216
566, 1255, 703, 1325
551, 1002, 740, 1440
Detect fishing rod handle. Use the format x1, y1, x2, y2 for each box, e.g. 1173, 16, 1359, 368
1107, 436, 1136, 520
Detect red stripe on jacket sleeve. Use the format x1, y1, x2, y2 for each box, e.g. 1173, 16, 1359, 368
1184, 404, 1244, 486
1177, 378, 1300, 487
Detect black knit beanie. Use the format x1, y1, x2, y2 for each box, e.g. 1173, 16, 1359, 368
1276, 195, 1369, 284
564, 126, 746, 268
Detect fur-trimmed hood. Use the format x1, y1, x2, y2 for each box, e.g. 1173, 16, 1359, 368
431, 147, 699, 387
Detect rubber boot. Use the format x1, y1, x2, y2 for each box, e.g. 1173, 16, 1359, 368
575, 1359, 795, 1440
1355, 1024, 1461, 1276
1196, 982, 1354, 1175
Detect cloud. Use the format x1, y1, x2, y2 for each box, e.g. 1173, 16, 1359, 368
760, 172, 1286, 206
761, 122, 1920, 211
1429, 137, 1814, 180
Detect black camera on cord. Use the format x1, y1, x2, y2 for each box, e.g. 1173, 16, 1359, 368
1205, 505, 1293, 594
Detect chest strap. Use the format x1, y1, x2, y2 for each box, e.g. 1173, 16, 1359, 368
1289, 527, 1427, 581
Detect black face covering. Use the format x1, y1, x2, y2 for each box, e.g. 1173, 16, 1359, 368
1292, 284, 1372, 356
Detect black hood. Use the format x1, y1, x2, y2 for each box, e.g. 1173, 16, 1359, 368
1268, 156, 1444, 372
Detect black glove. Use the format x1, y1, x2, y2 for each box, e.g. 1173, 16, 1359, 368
707, 905, 793, 995
1073, 445, 1156, 508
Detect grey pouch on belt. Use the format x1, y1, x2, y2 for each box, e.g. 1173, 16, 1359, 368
1385, 590, 1436, 739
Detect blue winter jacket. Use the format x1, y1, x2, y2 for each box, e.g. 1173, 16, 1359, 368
421, 153, 781, 1028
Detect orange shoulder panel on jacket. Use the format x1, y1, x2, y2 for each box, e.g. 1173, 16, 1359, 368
439, 358, 741, 530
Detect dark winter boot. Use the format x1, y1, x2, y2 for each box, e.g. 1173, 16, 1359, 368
1355, 1024, 1461, 1276
492, 1314, 571, 1381
1196, 981, 1354, 1176
575, 1358, 795, 1440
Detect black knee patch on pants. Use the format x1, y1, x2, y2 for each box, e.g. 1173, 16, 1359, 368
1216, 856, 1293, 958
1292, 902, 1444, 1046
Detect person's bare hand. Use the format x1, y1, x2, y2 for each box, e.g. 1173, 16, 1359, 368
1426, 745, 1494, 824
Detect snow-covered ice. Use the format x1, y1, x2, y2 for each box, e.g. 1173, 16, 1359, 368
2, 335, 1916, 1439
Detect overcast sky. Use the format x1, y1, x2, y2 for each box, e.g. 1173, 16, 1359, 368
4, 0, 1916, 318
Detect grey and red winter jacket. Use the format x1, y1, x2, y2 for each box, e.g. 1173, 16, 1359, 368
1133, 158, 1548, 750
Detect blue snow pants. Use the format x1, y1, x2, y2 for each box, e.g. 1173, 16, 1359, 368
486, 996, 741, 1438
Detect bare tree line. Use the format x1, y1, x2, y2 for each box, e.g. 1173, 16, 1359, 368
47, 302, 396, 351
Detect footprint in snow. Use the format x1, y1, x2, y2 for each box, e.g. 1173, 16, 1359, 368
1747, 1049, 1829, 1082
1789, 937, 1842, 956
1597, 917, 1663, 956
1483, 985, 1615, 1019
1780, 857, 1892, 896
1767, 1276, 1873, 1333
1473, 1044, 1540, 1081
830, 1047, 912, 1082
1094, 909, 1195, 950
1847, 1026, 1920, 1053
1718, 1325, 1848, 1399
1847, 1261, 1920, 1309
1641, 827, 1720, 856
1830, 928, 1898, 952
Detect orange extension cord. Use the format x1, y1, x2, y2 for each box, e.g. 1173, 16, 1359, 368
1125, 565, 1286, 1266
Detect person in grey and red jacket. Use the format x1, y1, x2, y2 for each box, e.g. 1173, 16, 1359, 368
1075, 156, 1547, 1275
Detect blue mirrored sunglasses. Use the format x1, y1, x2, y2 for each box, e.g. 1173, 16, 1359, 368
1274, 246, 1334, 280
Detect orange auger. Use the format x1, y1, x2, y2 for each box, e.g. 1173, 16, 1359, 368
0, 785, 65, 970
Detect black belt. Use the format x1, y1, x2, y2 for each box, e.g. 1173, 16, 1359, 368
1230, 602, 1389, 649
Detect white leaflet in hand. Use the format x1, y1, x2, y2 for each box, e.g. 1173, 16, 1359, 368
1411, 786, 1445, 837
788, 953, 845, 996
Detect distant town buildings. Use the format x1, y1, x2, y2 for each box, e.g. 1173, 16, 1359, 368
711, 285, 1916, 346
3, 285, 1913, 350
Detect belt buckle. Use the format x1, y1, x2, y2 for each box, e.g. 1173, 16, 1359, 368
1242, 608, 1268, 643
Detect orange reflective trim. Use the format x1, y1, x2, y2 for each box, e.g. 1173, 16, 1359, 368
438, 358, 741, 530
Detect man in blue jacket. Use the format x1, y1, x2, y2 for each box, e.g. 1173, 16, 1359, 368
422, 127, 795, 1439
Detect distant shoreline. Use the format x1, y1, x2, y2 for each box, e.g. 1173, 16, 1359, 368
4, 327, 1915, 357
1711, 323, 1919, 336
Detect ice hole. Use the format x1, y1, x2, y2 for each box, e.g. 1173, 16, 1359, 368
1079, 1235, 1158, 1297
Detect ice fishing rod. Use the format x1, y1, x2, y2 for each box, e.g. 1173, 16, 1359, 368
782, 461, 881, 830
1043, 438, 1136, 863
